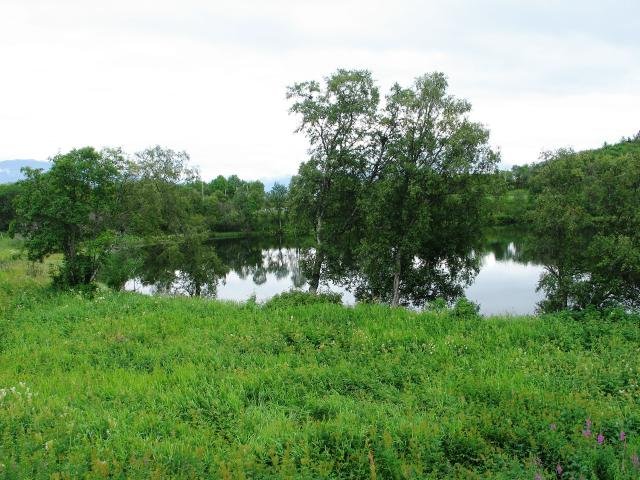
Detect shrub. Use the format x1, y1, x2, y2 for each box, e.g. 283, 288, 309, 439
263, 290, 342, 309
452, 297, 480, 319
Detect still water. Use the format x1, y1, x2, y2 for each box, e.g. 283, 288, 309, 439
125, 232, 546, 316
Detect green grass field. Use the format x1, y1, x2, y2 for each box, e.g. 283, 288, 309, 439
1, 237, 639, 478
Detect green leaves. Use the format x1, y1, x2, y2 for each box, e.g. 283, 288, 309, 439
530, 139, 640, 311
288, 70, 499, 305
13, 148, 123, 287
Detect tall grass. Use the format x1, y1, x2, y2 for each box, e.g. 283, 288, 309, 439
0, 240, 639, 478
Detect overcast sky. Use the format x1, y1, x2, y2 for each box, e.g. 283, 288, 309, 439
1, 0, 638, 180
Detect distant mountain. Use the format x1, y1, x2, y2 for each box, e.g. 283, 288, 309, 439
260, 176, 292, 192
0, 160, 50, 184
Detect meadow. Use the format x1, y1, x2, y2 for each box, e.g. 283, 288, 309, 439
1, 237, 639, 479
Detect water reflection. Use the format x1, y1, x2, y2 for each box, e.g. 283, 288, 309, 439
465, 249, 544, 315
123, 231, 546, 315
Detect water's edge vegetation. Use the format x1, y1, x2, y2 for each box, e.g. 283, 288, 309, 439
1, 238, 640, 478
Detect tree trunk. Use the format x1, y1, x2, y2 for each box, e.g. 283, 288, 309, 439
308, 216, 323, 294
391, 248, 402, 307
308, 256, 322, 294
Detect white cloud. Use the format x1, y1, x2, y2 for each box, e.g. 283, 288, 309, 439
0, 0, 638, 179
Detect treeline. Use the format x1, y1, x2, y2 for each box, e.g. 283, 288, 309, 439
526, 138, 640, 311
3, 68, 639, 313
0, 156, 288, 237
5, 146, 290, 291
488, 136, 640, 311
491, 133, 640, 226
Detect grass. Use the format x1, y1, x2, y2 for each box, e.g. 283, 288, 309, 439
0, 237, 639, 478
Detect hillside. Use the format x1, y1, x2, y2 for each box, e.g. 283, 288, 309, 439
0, 237, 639, 478
0, 160, 50, 184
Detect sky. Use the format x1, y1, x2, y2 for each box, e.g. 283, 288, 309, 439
1, 0, 638, 180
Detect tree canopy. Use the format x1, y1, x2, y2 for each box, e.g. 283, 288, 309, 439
12, 147, 123, 287
530, 140, 640, 311
288, 70, 499, 305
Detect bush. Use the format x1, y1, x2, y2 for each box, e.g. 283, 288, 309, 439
263, 290, 342, 309
452, 297, 480, 319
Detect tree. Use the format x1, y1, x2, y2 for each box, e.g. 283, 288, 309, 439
12, 147, 123, 287
356, 73, 499, 306
287, 69, 379, 293
122, 146, 198, 236
232, 180, 266, 232
267, 182, 288, 233
530, 141, 640, 311
0, 183, 22, 232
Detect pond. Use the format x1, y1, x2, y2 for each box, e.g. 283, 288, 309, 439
124, 229, 546, 315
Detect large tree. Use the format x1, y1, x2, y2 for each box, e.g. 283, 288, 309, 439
530, 141, 640, 311
12, 147, 123, 287
356, 73, 499, 306
121, 146, 198, 236
287, 69, 379, 293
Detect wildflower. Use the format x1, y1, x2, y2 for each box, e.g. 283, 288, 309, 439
597, 433, 604, 445
632, 452, 639, 469
582, 428, 591, 438
549, 423, 557, 431
619, 431, 626, 442
556, 463, 563, 476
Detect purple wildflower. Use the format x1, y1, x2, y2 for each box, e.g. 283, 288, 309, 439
556, 463, 563, 476
582, 428, 591, 438
597, 433, 604, 445
619, 431, 626, 442
550, 423, 557, 431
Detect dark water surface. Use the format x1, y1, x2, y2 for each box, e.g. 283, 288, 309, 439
126, 231, 545, 316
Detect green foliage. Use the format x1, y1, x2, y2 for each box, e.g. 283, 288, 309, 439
263, 289, 342, 309
97, 236, 144, 291
288, 69, 380, 293
529, 139, 640, 312
120, 146, 198, 236
266, 182, 288, 234
452, 297, 481, 319
288, 70, 499, 306
1, 259, 639, 477
12, 147, 123, 288
0, 182, 22, 232
489, 188, 533, 225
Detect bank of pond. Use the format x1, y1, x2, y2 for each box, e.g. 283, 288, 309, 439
0, 272, 639, 478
